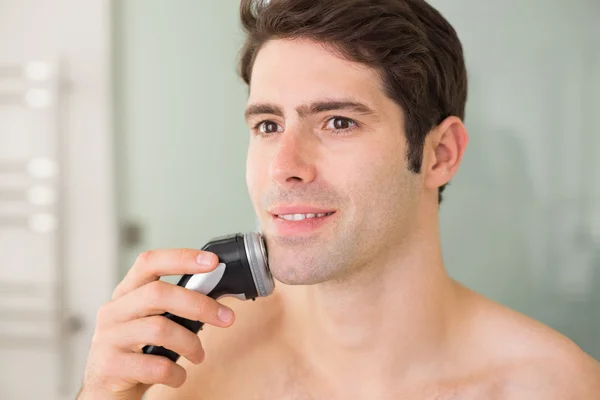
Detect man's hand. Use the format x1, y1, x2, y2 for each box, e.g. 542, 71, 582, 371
78, 249, 236, 400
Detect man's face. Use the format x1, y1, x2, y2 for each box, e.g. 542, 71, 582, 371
245, 39, 421, 285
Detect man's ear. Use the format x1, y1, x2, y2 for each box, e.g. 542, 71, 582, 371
423, 116, 468, 191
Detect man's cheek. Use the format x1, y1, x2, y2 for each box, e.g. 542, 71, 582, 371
247, 166, 268, 207
246, 152, 261, 184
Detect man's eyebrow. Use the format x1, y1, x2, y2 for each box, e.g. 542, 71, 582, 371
298, 100, 376, 118
244, 99, 377, 120
244, 103, 284, 120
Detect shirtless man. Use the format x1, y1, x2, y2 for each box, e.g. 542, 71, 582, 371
78, 0, 600, 399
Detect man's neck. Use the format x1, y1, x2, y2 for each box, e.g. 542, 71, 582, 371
275, 226, 461, 394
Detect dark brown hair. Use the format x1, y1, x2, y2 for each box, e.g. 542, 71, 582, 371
238, 0, 467, 203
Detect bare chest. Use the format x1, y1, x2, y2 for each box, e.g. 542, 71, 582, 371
203, 369, 506, 400
202, 358, 332, 400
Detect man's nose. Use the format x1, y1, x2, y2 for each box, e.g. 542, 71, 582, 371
269, 130, 317, 187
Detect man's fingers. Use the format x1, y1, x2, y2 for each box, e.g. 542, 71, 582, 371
94, 350, 188, 389
98, 280, 235, 329
103, 316, 205, 364
112, 249, 219, 299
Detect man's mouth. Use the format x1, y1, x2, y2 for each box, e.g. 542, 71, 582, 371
268, 207, 337, 235
275, 212, 335, 221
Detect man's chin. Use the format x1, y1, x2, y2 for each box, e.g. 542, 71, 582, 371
268, 257, 337, 286
272, 271, 325, 286
263, 235, 346, 284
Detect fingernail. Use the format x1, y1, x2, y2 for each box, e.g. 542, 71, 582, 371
218, 306, 234, 323
196, 253, 214, 266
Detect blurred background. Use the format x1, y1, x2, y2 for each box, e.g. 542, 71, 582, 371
0, 0, 598, 399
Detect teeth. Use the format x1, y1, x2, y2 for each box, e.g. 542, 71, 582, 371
278, 212, 332, 221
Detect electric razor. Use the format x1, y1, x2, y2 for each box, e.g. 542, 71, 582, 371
142, 231, 274, 362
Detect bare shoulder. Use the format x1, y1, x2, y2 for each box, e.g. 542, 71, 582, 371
498, 354, 600, 399
459, 286, 600, 399
146, 292, 285, 400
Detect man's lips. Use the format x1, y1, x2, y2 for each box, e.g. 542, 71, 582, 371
268, 206, 337, 222
267, 206, 337, 235
268, 205, 337, 216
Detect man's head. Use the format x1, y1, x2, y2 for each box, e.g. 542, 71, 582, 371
239, 0, 468, 284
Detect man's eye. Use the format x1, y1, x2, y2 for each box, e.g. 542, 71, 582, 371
255, 121, 281, 135
326, 117, 356, 131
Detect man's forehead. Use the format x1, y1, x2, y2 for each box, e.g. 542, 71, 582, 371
247, 38, 385, 106
248, 40, 392, 112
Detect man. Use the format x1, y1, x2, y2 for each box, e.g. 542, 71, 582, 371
79, 0, 600, 399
